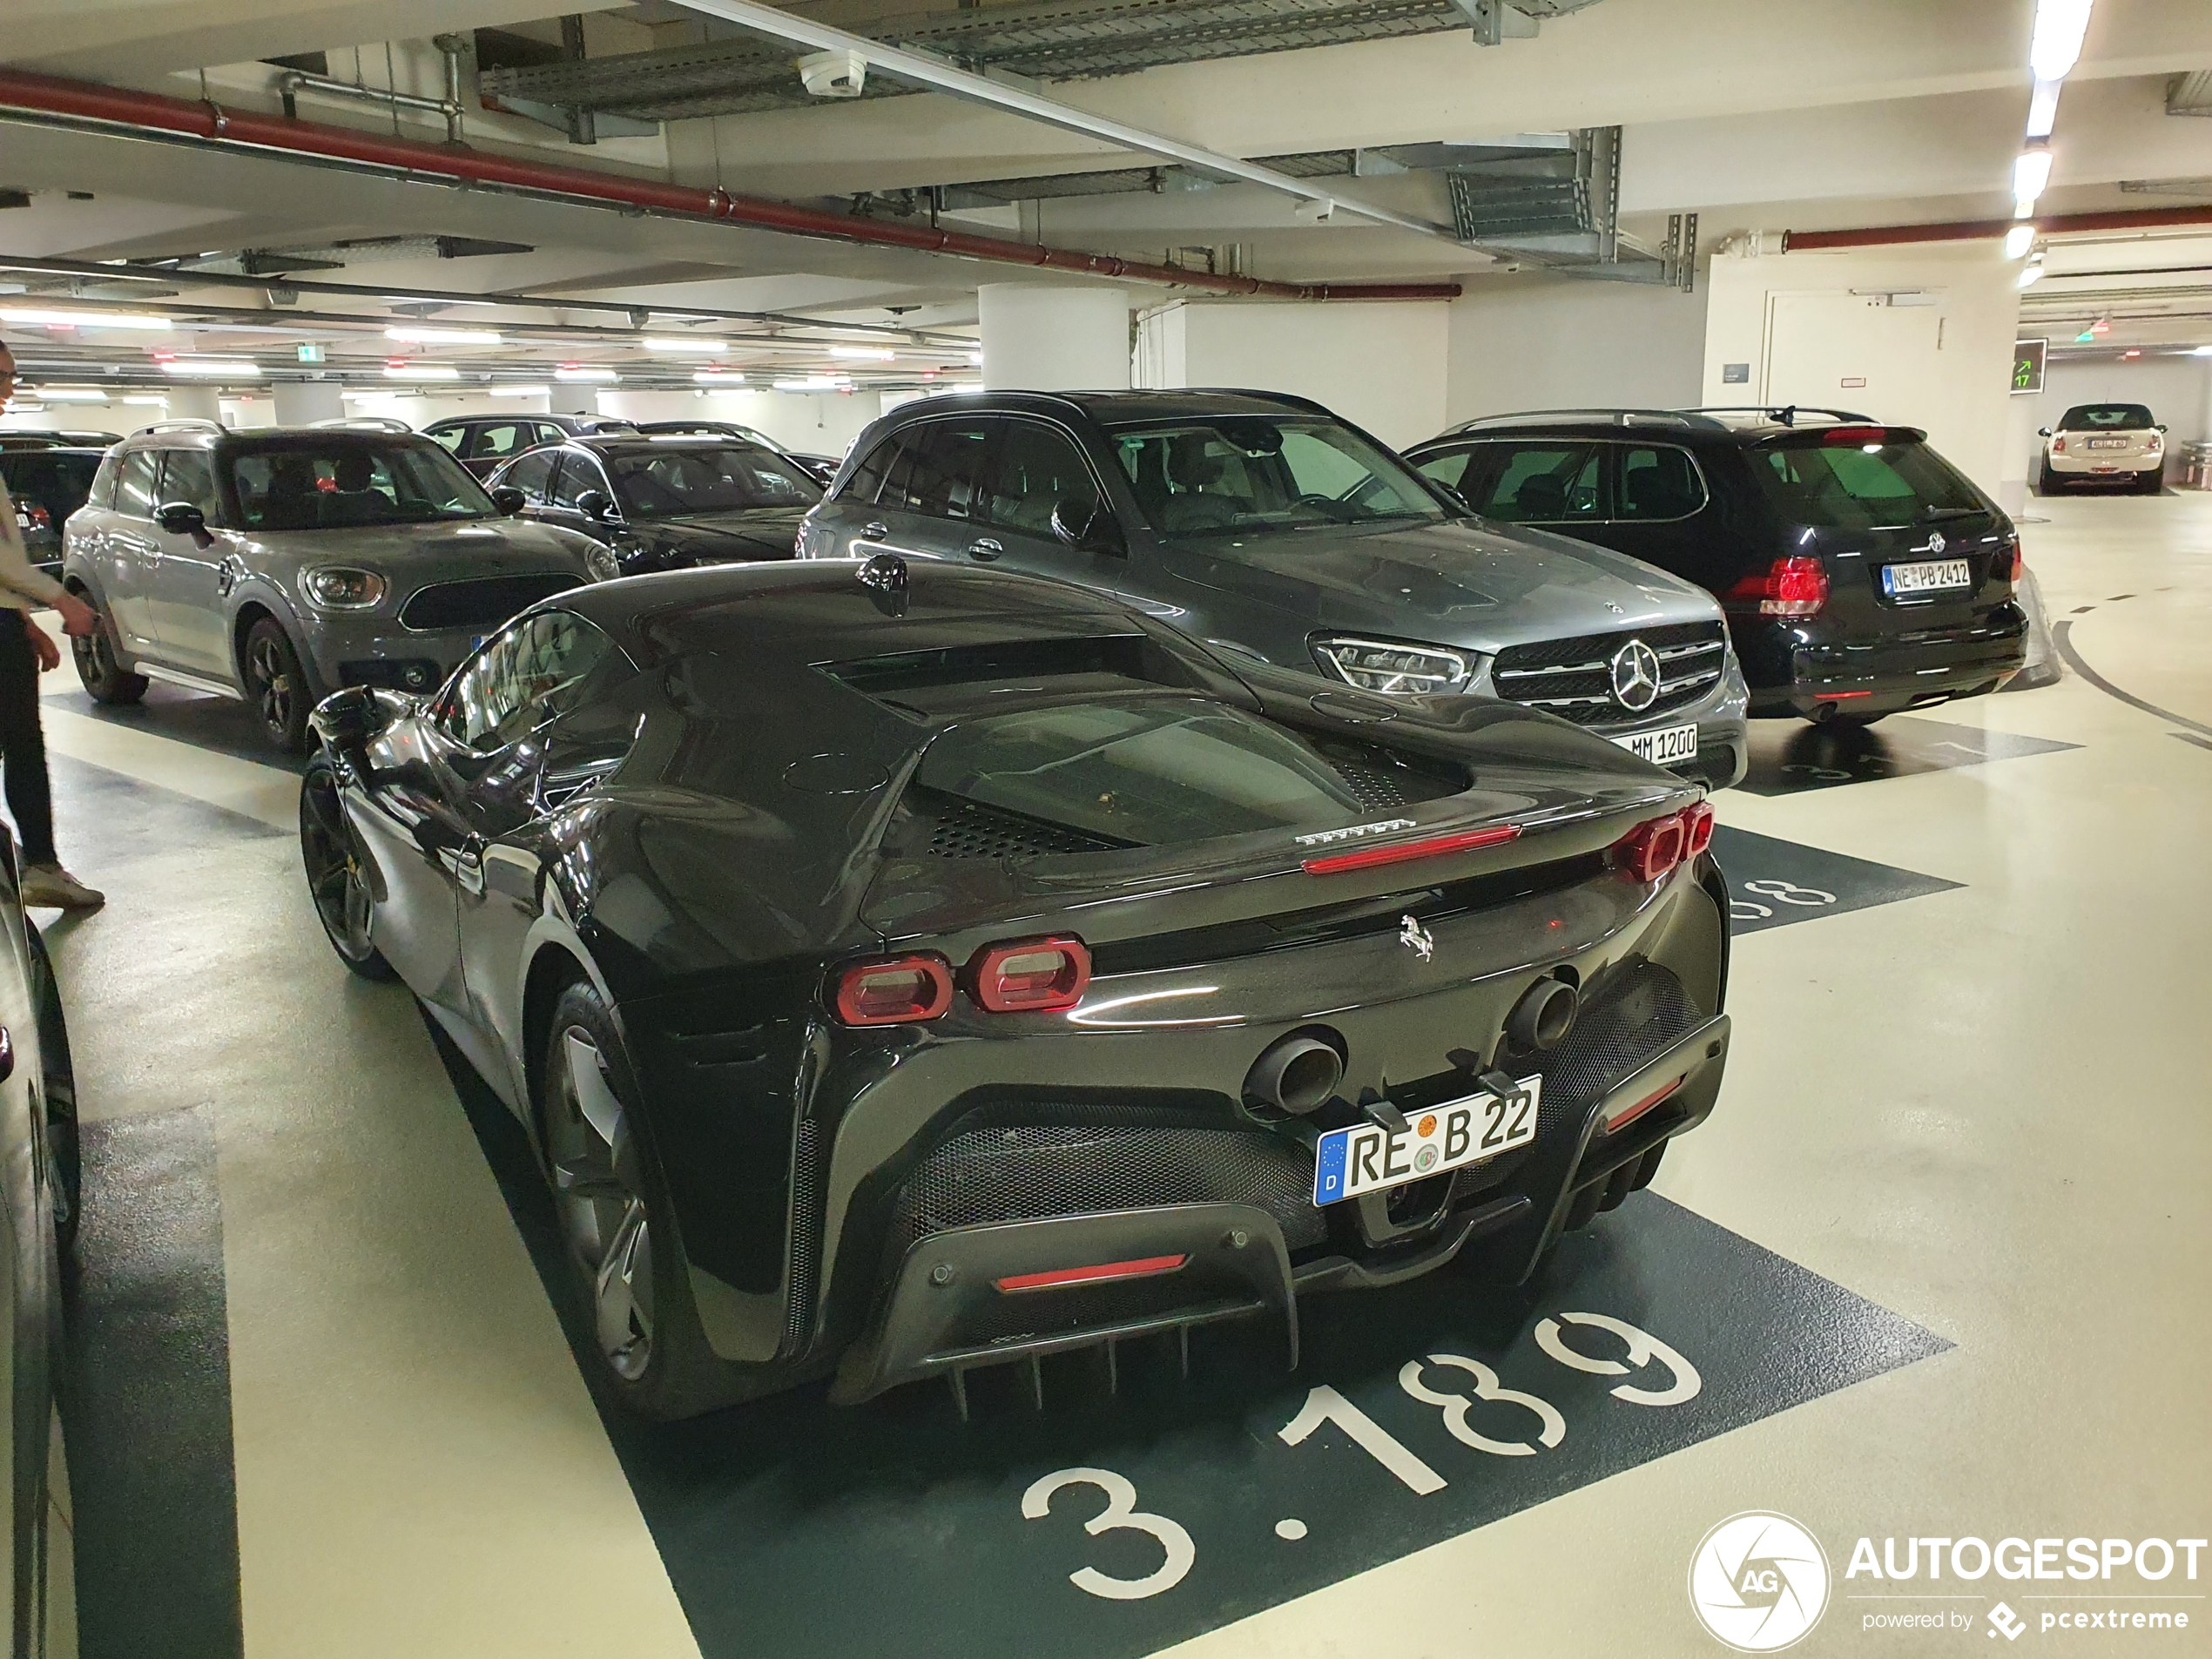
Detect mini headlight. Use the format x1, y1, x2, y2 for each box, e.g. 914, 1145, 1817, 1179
1312, 636, 1474, 696
586, 543, 622, 581
300, 566, 388, 609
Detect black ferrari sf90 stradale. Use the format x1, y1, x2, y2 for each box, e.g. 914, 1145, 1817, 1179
298, 556, 1733, 1419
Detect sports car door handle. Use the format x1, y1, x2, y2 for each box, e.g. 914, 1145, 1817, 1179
967, 538, 1003, 561
452, 837, 486, 895
860, 522, 889, 541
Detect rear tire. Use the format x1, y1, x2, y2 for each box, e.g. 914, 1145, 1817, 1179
538, 979, 738, 1420
68, 593, 148, 705
243, 617, 312, 753
24, 924, 80, 1252
298, 755, 397, 981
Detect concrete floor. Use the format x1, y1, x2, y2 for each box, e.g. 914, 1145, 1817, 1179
32, 488, 2212, 1658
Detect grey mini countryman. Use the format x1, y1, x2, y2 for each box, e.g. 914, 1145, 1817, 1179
62, 423, 613, 752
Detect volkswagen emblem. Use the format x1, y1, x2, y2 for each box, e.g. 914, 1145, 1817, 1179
1927, 530, 1946, 555
1609, 638, 1662, 712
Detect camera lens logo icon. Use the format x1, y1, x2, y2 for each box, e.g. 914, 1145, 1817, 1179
1688, 1512, 1831, 1652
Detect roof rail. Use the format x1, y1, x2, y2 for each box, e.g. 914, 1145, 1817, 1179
1443, 408, 1723, 435
1680, 405, 1874, 427
130, 418, 225, 436
309, 416, 415, 433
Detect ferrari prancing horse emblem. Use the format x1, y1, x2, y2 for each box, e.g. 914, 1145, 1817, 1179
1399, 914, 1436, 962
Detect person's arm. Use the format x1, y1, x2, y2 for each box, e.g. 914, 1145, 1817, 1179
0, 479, 95, 632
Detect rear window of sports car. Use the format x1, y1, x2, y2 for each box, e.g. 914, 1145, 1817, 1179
914, 696, 1452, 847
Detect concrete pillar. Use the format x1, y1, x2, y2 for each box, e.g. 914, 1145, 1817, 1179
1999, 389, 2037, 516
162, 384, 222, 424
979, 284, 1130, 392
549, 383, 602, 416
273, 380, 345, 427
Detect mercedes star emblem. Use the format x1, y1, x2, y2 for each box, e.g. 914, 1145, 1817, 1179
1609, 638, 1662, 712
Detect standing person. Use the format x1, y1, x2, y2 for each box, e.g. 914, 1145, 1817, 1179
0, 341, 106, 909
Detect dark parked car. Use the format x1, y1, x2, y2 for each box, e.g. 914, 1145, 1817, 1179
0, 830, 84, 1651
802, 392, 1750, 789
487, 434, 820, 572
634, 420, 840, 483
62, 425, 610, 751
0, 428, 120, 451
298, 556, 1732, 1418
2, 446, 106, 577
1405, 408, 2028, 725
421, 413, 639, 479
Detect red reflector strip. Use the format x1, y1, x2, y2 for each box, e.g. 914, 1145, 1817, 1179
1606, 1076, 1684, 1132
995, 1254, 1190, 1294
1824, 690, 1873, 700
1302, 824, 1520, 875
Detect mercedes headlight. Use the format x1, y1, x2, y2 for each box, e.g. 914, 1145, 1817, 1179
1312, 636, 1474, 696
300, 566, 388, 610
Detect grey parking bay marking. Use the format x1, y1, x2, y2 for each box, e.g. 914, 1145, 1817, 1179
1739, 714, 2079, 798
1707, 825, 1961, 936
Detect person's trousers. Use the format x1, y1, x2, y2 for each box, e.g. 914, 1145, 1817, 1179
0, 610, 57, 867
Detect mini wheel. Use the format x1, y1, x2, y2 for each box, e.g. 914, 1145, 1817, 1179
68, 596, 147, 705
243, 617, 312, 752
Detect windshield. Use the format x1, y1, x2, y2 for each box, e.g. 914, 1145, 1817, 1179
2057, 404, 2154, 431
1751, 440, 1986, 530
226, 442, 494, 530
609, 444, 821, 517
1108, 416, 1448, 538
916, 695, 1376, 846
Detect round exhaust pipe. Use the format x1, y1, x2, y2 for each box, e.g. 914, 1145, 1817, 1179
1244, 1035, 1343, 1116
1506, 977, 1578, 1052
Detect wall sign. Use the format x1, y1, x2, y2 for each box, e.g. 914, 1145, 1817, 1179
2012, 338, 2047, 395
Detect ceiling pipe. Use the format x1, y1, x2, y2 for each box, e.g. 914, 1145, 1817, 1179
671, 0, 1459, 243
1783, 202, 2212, 252
0, 69, 1460, 303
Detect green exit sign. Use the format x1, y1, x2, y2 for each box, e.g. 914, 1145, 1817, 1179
2012, 338, 2047, 394
296, 343, 325, 364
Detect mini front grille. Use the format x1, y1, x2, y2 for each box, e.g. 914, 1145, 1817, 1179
1492, 621, 1725, 729
889, 1109, 1327, 1255
397, 572, 581, 633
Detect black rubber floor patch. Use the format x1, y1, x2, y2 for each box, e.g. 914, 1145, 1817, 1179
64, 1104, 245, 1659
49, 752, 284, 847
425, 1018, 1946, 1659
1739, 714, 2078, 796
51, 682, 311, 776
1708, 825, 1962, 935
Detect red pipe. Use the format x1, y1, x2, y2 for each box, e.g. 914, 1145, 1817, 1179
0, 68, 1460, 303
1783, 203, 2212, 252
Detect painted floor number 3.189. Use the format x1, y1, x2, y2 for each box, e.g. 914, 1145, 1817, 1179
1021, 1311, 1701, 1602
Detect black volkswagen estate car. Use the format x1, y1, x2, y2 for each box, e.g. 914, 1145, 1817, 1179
1405, 408, 2028, 725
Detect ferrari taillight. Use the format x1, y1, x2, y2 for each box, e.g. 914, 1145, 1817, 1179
968, 935, 1091, 1013
1728, 555, 1828, 617
1613, 802, 1713, 884
833, 953, 954, 1025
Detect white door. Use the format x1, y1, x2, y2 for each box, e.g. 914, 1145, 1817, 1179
1764, 293, 1946, 425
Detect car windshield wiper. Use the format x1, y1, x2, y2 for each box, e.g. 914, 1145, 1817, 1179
1918, 506, 1986, 522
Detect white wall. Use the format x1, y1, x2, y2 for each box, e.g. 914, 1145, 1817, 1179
980, 285, 1132, 392
2027, 354, 2212, 481
1135, 299, 1449, 449
1703, 241, 2021, 498
1444, 274, 1706, 433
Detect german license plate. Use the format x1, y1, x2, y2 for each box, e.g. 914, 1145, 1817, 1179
2087, 437, 2128, 449
1312, 1076, 1542, 1204
1881, 558, 1970, 597
1615, 723, 1698, 766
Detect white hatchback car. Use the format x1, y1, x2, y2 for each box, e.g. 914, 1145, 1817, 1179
2037, 402, 2166, 493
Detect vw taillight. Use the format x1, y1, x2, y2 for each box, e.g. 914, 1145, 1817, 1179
2007, 538, 2024, 583
968, 936, 1091, 1013
833, 954, 954, 1025
1728, 555, 1828, 617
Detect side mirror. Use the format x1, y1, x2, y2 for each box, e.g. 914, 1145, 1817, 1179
574, 489, 616, 523
307, 684, 385, 765
1050, 496, 1123, 555
2037, 428, 2051, 437
2155, 423, 2168, 433
490, 486, 526, 515
155, 500, 207, 539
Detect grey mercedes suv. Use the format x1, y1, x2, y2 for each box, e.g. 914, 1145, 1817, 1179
799, 391, 1750, 787
62, 423, 613, 752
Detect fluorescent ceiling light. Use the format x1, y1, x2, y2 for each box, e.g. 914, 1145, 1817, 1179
2191, 346, 2212, 356
967, 351, 983, 364
772, 375, 846, 391
827, 346, 894, 361
2013, 147, 2053, 214
162, 359, 260, 377
555, 366, 617, 381
2018, 264, 2044, 287
385, 326, 502, 346
644, 336, 729, 353
490, 384, 549, 395
2028, 0, 2094, 83
31, 387, 110, 401
0, 307, 172, 331
121, 395, 169, 406
384, 363, 461, 381
2003, 224, 2036, 259
691, 369, 746, 384
2026, 78, 2062, 139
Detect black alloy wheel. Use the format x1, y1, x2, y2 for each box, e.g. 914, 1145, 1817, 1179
68, 594, 147, 705
298, 755, 395, 981
244, 617, 311, 752
537, 978, 733, 1420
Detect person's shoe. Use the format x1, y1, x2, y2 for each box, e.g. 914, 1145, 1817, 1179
18, 864, 104, 910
